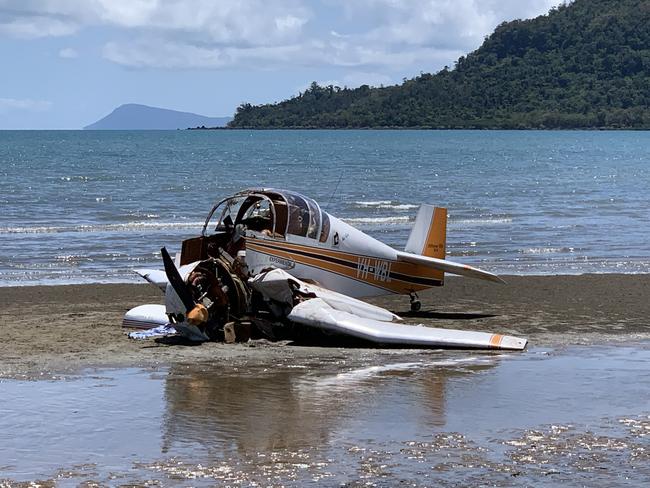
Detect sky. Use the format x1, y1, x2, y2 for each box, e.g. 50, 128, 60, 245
0, 0, 564, 129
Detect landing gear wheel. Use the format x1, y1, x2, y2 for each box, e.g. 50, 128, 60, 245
409, 293, 421, 312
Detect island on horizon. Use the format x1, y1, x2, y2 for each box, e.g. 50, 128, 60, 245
84, 103, 232, 130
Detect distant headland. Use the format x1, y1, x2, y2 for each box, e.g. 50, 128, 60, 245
84, 104, 231, 130
228, 0, 650, 130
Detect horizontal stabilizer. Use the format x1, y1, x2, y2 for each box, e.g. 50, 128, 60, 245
397, 251, 505, 284
288, 298, 526, 350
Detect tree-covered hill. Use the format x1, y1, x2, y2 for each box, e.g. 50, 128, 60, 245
229, 0, 650, 129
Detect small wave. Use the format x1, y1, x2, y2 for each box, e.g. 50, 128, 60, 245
354, 201, 419, 211
55, 254, 93, 263
0, 221, 204, 235
60, 175, 90, 182
125, 211, 160, 219
522, 247, 575, 255
354, 200, 392, 207
343, 216, 412, 225
381, 204, 418, 210
451, 217, 513, 226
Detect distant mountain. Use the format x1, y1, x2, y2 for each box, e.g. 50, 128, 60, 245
84, 104, 231, 130
229, 0, 650, 129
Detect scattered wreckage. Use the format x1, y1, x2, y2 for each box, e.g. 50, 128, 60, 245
123, 188, 526, 350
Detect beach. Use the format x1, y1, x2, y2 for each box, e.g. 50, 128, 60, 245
2, 274, 650, 486
2, 274, 649, 378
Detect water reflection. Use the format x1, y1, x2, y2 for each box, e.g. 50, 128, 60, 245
160, 353, 500, 454
3, 345, 650, 485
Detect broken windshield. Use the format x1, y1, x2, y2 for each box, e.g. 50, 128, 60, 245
203, 196, 245, 234
203, 189, 322, 240
285, 193, 321, 239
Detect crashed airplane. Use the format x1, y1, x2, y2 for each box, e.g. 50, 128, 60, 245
124, 188, 527, 350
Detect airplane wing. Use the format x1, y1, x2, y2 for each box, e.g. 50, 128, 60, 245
288, 298, 526, 350
134, 268, 169, 291
251, 268, 526, 350
396, 251, 506, 284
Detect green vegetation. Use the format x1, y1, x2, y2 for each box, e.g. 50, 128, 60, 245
229, 0, 650, 129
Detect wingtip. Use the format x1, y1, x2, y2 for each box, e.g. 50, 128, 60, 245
483, 269, 506, 284
499, 336, 528, 350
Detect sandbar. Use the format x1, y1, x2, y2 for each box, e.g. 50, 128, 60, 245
1, 274, 649, 378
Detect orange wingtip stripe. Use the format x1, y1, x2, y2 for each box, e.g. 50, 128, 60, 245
489, 334, 504, 348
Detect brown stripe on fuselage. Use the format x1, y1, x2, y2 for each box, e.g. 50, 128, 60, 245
246, 237, 444, 294
249, 238, 445, 287
248, 242, 396, 294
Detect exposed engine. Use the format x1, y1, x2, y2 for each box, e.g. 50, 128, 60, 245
168, 249, 251, 341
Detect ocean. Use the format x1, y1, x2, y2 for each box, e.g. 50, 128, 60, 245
1, 129, 648, 285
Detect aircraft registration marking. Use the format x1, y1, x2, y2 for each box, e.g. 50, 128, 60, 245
357, 257, 392, 282
268, 255, 295, 269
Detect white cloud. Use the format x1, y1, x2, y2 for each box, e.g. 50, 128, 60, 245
0, 16, 77, 39
58, 47, 78, 58
102, 36, 463, 72
94, 0, 160, 28
275, 14, 307, 34
0, 1, 309, 44
103, 39, 311, 70
0, 97, 52, 112
341, 0, 564, 50
0, 0, 564, 71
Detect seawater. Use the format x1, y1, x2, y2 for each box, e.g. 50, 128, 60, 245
1, 345, 649, 485
1, 130, 649, 285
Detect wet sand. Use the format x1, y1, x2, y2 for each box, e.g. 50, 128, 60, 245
1, 274, 649, 378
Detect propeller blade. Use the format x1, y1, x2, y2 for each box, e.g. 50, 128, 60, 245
161, 247, 195, 313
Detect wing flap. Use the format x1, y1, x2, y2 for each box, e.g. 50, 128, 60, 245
396, 251, 505, 284
288, 298, 526, 350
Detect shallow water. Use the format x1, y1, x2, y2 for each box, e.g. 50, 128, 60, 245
2, 130, 650, 284
1, 343, 649, 486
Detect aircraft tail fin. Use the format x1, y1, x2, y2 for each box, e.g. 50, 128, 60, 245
404, 205, 447, 259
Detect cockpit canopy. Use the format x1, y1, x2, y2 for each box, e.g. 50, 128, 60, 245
203, 188, 330, 243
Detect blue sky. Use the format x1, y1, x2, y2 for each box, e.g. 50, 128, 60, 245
0, 0, 563, 129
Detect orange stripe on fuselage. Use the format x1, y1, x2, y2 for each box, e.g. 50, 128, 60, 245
248, 241, 396, 294
246, 237, 444, 295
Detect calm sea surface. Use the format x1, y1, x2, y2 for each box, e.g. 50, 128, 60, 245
1, 130, 649, 285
